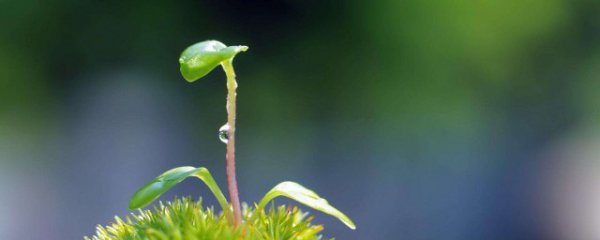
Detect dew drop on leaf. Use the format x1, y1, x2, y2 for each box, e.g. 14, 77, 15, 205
218, 123, 229, 144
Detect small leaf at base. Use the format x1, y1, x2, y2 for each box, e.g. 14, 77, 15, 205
128, 166, 230, 214
258, 181, 356, 230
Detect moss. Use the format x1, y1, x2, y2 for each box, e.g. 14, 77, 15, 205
86, 197, 329, 240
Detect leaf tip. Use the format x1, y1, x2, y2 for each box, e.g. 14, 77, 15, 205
346, 219, 357, 230
128, 200, 141, 210
182, 74, 197, 83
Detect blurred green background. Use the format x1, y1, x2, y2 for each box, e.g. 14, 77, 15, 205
1, 0, 599, 239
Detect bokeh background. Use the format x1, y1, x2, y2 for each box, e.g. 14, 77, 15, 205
1, 0, 600, 239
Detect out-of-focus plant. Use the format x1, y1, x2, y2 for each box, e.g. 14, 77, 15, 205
87, 40, 355, 239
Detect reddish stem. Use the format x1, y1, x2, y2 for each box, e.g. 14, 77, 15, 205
223, 60, 242, 226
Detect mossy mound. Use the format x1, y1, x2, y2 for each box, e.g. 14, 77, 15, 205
86, 197, 329, 240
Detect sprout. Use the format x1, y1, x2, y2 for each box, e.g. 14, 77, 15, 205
95, 39, 355, 239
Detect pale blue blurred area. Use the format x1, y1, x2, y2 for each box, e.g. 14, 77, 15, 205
1, 0, 599, 239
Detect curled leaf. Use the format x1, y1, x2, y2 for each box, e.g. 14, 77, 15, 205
258, 181, 356, 230
129, 166, 229, 214
179, 40, 248, 82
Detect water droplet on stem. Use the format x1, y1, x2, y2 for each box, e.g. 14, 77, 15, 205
218, 124, 229, 144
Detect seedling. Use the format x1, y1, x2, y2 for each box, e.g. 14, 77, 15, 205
87, 40, 355, 239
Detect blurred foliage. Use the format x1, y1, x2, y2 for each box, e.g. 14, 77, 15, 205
1, 0, 597, 140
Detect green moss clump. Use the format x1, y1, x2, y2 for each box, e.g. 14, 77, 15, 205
86, 197, 329, 240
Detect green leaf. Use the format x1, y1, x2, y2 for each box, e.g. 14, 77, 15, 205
258, 181, 356, 230
129, 166, 230, 213
179, 40, 248, 82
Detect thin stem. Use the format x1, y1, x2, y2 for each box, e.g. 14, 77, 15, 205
222, 60, 242, 226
